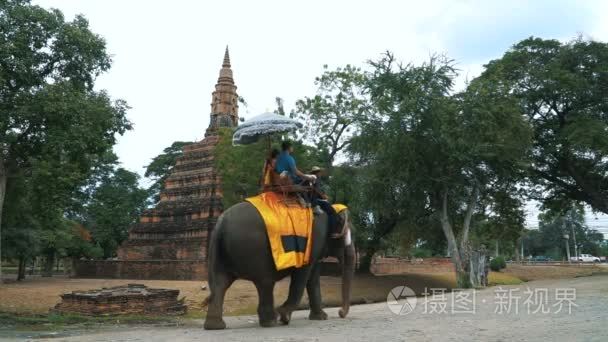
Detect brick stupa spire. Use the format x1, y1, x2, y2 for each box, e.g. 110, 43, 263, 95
208, 46, 239, 133
84, 48, 239, 280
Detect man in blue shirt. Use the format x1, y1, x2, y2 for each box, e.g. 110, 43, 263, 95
275, 141, 313, 184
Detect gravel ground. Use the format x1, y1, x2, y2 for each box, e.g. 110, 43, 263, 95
19, 275, 608, 342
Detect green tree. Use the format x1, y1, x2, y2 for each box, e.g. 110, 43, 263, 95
274, 97, 286, 116
65, 151, 120, 220
1, 175, 39, 280
81, 168, 150, 258
599, 241, 608, 257
294, 65, 368, 167
529, 206, 605, 259
327, 165, 359, 205
477, 37, 608, 214
0, 0, 131, 280
471, 185, 527, 257
351, 53, 531, 287
65, 223, 104, 261
145, 141, 193, 203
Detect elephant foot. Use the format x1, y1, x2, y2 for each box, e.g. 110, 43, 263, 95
339, 308, 349, 318
204, 317, 226, 330
309, 310, 328, 320
277, 306, 292, 325
259, 319, 278, 328
258, 309, 278, 328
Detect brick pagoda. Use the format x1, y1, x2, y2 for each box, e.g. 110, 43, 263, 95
74, 48, 238, 280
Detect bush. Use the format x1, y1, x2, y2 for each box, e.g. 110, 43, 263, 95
490, 256, 506, 272
411, 248, 433, 258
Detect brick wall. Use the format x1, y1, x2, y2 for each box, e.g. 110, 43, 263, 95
320, 256, 454, 276
370, 257, 454, 274
117, 238, 208, 261
74, 257, 454, 280
73, 260, 207, 280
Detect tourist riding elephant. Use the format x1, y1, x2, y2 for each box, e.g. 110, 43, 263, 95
203, 201, 356, 330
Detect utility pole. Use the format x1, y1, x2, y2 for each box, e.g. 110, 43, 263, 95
570, 221, 578, 260
564, 233, 571, 263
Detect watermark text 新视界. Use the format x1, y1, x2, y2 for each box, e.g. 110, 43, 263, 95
386, 286, 578, 315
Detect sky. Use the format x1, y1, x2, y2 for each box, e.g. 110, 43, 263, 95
33, 0, 608, 236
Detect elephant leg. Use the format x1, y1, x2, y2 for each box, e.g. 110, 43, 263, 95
278, 267, 312, 325
204, 271, 234, 330
307, 262, 328, 320
255, 280, 277, 327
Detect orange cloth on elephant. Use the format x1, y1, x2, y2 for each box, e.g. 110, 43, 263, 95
332, 204, 348, 214
246, 192, 313, 270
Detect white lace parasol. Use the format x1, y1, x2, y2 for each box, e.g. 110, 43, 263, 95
232, 112, 303, 145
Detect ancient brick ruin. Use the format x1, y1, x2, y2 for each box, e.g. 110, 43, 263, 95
74, 48, 238, 280
115, 133, 224, 263
52, 284, 186, 316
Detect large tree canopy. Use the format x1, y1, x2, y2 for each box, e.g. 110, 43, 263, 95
0, 0, 131, 280
294, 65, 368, 167
476, 37, 608, 214
350, 53, 531, 287
80, 168, 150, 258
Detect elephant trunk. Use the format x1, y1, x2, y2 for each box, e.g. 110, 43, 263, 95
339, 240, 355, 318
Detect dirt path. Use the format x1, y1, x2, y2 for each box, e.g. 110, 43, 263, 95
20, 275, 608, 342
0, 273, 462, 317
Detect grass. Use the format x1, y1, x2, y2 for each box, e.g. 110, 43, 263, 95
0, 311, 179, 332
0, 312, 50, 326
503, 264, 608, 281
488, 271, 524, 286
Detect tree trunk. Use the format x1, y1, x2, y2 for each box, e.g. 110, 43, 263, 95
459, 245, 473, 288
439, 191, 471, 288
29, 257, 37, 275
469, 248, 488, 287
42, 253, 55, 277
17, 256, 26, 281
460, 184, 478, 253
357, 246, 377, 274
63, 258, 73, 276
439, 188, 484, 289
0, 166, 7, 284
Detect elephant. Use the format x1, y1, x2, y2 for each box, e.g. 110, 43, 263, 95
203, 201, 356, 330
